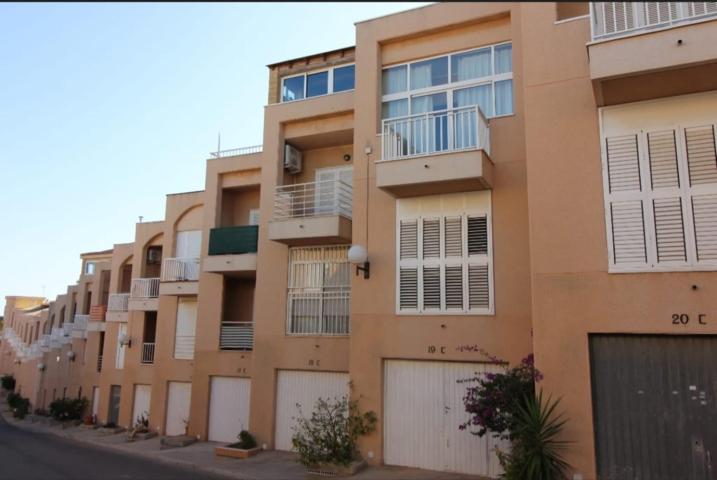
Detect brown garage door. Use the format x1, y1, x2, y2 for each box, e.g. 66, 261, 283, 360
590, 335, 717, 480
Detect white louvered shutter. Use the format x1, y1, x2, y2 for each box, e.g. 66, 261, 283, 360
605, 134, 648, 267
399, 220, 419, 311
685, 125, 717, 264
467, 215, 490, 312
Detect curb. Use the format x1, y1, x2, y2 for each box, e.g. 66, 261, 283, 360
0, 411, 242, 479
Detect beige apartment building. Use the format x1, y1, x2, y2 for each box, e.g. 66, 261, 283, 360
3, 3, 717, 479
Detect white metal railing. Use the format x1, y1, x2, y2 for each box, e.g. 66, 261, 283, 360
210, 145, 263, 158
173, 335, 195, 360
72, 315, 89, 338
141, 342, 155, 364
287, 290, 350, 335
108, 293, 130, 312
591, 2, 717, 40
219, 322, 254, 350
62, 322, 74, 337
131, 278, 160, 298
274, 180, 352, 220
381, 105, 490, 161
160, 257, 200, 282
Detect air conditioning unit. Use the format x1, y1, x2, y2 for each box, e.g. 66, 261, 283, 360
284, 144, 302, 174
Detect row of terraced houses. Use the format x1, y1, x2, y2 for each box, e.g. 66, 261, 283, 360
3, 3, 717, 479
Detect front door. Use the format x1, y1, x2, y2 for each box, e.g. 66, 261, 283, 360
108, 385, 121, 425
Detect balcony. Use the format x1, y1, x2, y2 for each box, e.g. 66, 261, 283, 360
589, 2, 717, 102
268, 180, 352, 245
72, 314, 89, 339
159, 257, 200, 296
219, 321, 254, 350
377, 106, 494, 197
209, 145, 263, 159
107, 293, 130, 322
141, 342, 155, 364
89, 305, 107, 321
129, 278, 160, 311
204, 226, 258, 275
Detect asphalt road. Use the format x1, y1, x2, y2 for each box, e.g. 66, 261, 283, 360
0, 415, 224, 480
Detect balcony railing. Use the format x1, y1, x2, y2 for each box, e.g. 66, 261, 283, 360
89, 305, 107, 321
219, 322, 254, 350
97, 354, 103, 373
209, 145, 263, 158
73, 315, 89, 338
141, 342, 155, 364
591, 2, 717, 40
161, 257, 200, 282
381, 105, 490, 161
130, 278, 160, 298
108, 293, 130, 312
208, 225, 258, 256
274, 180, 352, 220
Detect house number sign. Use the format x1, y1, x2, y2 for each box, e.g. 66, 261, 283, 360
671, 313, 707, 325
427, 345, 446, 354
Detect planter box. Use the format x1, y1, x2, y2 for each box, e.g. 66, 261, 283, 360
306, 460, 367, 477
127, 431, 157, 442
160, 435, 196, 449
215, 446, 261, 459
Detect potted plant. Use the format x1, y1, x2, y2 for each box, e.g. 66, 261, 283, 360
127, 413, 156, 441
215, 430, 261, 459
291, 395, 376, 476
1, 374, 16, 393
80, 414, 98, 429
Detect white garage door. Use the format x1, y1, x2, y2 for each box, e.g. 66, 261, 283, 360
132, 384, 151, 427
208, 377, 251, 443
384, 360, 507, 477
274, 370, 349, 451
165, 381, 192, 436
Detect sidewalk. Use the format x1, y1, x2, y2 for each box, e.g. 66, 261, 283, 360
0, 410, 480, 480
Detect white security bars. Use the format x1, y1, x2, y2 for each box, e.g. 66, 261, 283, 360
73, 315, 89, 338
287, 246, 351, 335
161, 257, 200, 282
141, 342, 155, 364
108, 293, 130, 311
219, 321, 254, 350
382, 105, 490, 161
209, 145, 262, 158
131, 278, 160, 298
274, 180, 352, 220
591, 2, 717, 40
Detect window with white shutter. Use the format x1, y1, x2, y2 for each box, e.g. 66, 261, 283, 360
396, 192, 493, 314
602, 122, 717, 272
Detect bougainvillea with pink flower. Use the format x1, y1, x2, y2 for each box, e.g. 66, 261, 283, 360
459, 354, 543, 440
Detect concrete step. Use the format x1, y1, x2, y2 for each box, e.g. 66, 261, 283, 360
160, 435, 197, 449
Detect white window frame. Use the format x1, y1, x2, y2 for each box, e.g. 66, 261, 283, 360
600, 110, 717, 273
286, 245, 351, 336
85, 261, 96, 275
381, 42, 513, 121
280, 63, 355, 103
395, 202, 494, 316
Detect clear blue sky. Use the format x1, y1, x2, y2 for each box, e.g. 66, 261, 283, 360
0, 2, 429, 312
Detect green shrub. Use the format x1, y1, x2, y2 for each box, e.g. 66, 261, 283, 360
7, 392, 30, 419
228, 430, 257, 449
499, 391, 571, 480
291, 395, 376, 467
48, 397, 88, 421
1, 374, 16, 391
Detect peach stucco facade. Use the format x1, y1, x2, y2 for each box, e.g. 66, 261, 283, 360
3, 3, 717, 479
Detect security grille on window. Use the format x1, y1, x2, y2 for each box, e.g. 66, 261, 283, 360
397, 201, 493, 314
287, 246, 351, 335
603, 123, 717, 271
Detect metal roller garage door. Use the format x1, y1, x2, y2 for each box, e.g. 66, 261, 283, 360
274, 370, 349, 451
208, 377, 251, 443
132, 384, 151, 427
590, 335, 717, 480
165, 381, 192, 436
384, 360, 506, 477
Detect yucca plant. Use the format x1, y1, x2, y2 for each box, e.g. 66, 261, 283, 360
501, 391, 571, 480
